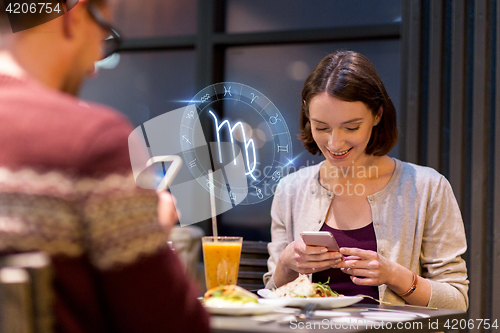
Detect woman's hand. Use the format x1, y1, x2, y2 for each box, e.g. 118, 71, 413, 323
284, 238, 345, 274
273, 238, 344, 287
157, 191, 181, 237
337, 247, 397, 286
338, 247, 432, 306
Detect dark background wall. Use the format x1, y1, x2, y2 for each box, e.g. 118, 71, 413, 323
81, 0, 402, 241
401, 0, 499, 330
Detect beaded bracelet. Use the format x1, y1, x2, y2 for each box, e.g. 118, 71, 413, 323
397, 271, 418, 298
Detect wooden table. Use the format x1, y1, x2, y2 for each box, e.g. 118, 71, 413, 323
210, 304, 467, 333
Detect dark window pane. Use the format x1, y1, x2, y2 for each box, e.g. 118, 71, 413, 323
226, 0, 401, 33
221, 41, 401, 240
113, 0, 197, 38
80, 51, 196, 126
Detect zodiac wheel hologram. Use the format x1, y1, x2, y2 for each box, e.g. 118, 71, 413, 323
180, 82, 293, 205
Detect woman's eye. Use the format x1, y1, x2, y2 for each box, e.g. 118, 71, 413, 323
315, 128, 328, 131
346, 126, 360, 131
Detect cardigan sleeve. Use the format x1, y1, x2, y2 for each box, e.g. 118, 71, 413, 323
264, 181, 292, 289
421, 175, 469, 311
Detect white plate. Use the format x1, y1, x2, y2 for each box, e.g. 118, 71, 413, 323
204, 299, 289, 316
257, 289, 363, 309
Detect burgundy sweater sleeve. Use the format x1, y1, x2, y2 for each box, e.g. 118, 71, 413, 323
78, 112, 210, 333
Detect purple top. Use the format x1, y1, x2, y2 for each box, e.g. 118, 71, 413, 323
312, 223, 379, 304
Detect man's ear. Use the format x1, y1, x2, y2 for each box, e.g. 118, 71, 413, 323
62, 1, 86, 39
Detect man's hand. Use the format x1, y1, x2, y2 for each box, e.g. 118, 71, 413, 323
157, 191, 181, 237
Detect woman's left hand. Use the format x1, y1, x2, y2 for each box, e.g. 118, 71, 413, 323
337, 247, 397, 286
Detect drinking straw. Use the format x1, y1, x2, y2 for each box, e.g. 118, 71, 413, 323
208, 169, 218, 241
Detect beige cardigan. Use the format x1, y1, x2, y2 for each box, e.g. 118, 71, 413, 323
264, 159, 469, 311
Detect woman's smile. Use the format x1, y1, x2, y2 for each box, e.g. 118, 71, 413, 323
326, 147, 353, 158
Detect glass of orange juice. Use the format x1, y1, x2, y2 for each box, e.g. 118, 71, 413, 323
202, 236, 243, 290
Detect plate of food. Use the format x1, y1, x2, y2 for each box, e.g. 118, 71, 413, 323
258, 275, 363, 309
202, 285, 289, 315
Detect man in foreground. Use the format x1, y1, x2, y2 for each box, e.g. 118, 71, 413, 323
0, 1, 209, 331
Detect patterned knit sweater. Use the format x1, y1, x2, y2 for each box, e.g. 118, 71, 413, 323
0, 73, 209, 333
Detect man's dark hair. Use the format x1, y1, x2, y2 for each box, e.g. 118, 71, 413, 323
298, 50, 399, 156
0, 2, 8, 32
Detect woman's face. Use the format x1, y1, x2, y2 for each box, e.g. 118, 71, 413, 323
308, 92, 380, 168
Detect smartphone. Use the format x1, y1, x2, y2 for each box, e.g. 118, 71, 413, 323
300, 231, 340, 252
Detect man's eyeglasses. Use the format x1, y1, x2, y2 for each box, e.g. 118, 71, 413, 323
86, 3, 122, 59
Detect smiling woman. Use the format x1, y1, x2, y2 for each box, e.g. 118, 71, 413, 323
299, 51, 398, 157
309, 97, 380, 168
264, 50, 469, 312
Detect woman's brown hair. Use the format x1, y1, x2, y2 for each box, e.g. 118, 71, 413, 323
299, 50, 398, 156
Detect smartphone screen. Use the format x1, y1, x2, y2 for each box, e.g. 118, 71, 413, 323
300, 231, 340, 252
